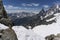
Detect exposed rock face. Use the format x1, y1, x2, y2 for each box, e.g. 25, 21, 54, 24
45, 34, 55, 40
0, 0, 14, 28
0, 18, 13, 28
0, 0, 18, 40
45, 33, 60, 40
0, 28, 18, 40
0, 0, 7, 18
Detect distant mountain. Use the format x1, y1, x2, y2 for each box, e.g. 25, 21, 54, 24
8, 4, 60, 29
8, 12, 36, 21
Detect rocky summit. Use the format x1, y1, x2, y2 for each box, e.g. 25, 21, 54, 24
0, 0, 18, 40
0, 0, 14, 28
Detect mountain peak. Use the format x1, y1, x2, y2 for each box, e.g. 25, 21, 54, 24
39, 8, 46, 16
39, 8, 45, 13
54, 4, 60, 9
56, 4, 59, 9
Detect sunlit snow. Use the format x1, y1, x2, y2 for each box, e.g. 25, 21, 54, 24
12, 13, 60, 40
33, 13, 60, 38
12, 26, 45, 40
0, 23, 9, 30
0, 13, 60, 40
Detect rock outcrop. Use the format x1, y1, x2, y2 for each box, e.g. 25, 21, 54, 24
0, 0, 14, 28
0, 0, 18, 40
45, 33, 60, 40
0, 28, 18, 40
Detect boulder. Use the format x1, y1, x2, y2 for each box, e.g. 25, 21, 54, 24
0, 18, 13, 28
0, 28, 18, 40
45, 34, 55, 40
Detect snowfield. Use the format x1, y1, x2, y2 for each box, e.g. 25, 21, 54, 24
12, 26, 45, 40
33, 13, 60, 37
12, 13, 60, 40
0, 24, 44, 40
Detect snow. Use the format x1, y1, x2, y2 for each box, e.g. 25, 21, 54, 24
17, 15, 20, 18
12, 26, 44, 40
33, 13, 60, 38
56, 4, 59, 9
0, 12, 60, 40
46, 17, 56, 22
53, 37, 60, 40
12, 13, 60, 40
0, 23, 9, 30
40, 16, 43, 20
12, 26, 27, 40
44, 11, 54, 18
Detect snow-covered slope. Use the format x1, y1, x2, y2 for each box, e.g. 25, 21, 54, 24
12, 12, 60, 40
12, 26, 44, 40
33, 13, 60, 38
0, 13, 60, 40
0, 23, 44, 40
0, 23, 9, 30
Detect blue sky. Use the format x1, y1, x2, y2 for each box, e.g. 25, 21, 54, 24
3, 0, 60, 13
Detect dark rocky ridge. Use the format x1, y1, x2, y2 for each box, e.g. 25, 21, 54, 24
0, 0, 18, 40
0, 0, 13, 28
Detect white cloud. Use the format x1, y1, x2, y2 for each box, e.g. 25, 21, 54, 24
43, 5, 49, 8
4, 5, 22, 13
4, 5, 21, 10
32, 3, 39, 6
21, 3, 39, 7
22, 3, 33, 6
6, 9, 39, 14
4, 5, 39, 14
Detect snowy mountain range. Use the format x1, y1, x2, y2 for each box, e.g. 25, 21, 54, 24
8, 12, 35, 22
8, 12, 35, 18
8, 4, 60, 29
0, 2, 60, 40
1, 11, 60, 40
12, 12, 60, 40
12, 4, 60, 40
